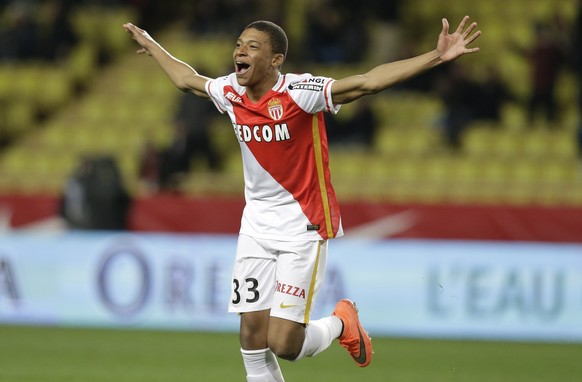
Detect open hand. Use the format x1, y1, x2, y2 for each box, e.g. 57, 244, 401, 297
437, 16, 481, 62
123, 22, 154, 56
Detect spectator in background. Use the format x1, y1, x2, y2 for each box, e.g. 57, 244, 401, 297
185, 0, 271, 36
473, 64, 514, 123
138, 91, 223, 193
172, 91, 222, 172
304, 0, 369, 64
435, 62, 481, 150
60, 157, 92, 229
156, 114, 194, 191
61, 156, 131, 230
326, 98, 378, 149
0, 0, 78, 62
434, 63, 513, 150
0, 1, 41, 61
514, 20, 567, 126
40, 0, 78, 61
365, 0, 402, 64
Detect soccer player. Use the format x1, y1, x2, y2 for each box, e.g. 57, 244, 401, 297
123, 15, 480, 381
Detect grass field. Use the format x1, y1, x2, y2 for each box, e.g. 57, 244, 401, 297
1, 325, 581, 381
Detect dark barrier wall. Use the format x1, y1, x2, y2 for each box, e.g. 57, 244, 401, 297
1, 194, 582, 242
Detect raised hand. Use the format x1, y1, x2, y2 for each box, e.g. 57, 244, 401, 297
437, 16, 481, 62
123, 22, 155, 56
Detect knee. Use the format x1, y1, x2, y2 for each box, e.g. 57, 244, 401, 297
265, 317, 306, 361
267, 327, 305, 361
268, 338, 302, 361
240, 327, 267, 349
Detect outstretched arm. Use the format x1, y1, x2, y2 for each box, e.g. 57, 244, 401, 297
123, 23, 211, 98
331, 16, 481, 104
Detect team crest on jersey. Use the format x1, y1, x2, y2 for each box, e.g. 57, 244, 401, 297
267, 97, 284, 120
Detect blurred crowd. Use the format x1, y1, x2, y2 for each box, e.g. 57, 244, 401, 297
0, 0, 181, 63
0, 0, 77, 62
2, 0, 582, 220
0, 0, 398, 64
396, 5, 581, 151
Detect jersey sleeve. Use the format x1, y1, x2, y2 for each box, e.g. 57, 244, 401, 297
286, 74, 341, 115
205, 74, 233, 114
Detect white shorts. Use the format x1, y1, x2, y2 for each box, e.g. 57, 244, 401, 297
228, 234, 328, 324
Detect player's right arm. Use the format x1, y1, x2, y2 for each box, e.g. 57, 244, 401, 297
123, 23, 211, 98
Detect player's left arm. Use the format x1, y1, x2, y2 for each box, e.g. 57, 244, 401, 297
331, 16, 481, 105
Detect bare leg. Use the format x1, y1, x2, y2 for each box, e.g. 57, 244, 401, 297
240, 310, 285, 382
240, 310, 270, 349
267, 316, 306, 360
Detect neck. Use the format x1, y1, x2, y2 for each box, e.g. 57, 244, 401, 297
246, 72, 280, 103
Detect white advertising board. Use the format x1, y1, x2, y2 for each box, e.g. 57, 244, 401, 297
1, 232, 581, 342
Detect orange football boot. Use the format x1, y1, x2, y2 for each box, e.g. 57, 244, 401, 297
332, 299, 373, 367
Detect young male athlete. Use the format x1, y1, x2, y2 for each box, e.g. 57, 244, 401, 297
124, 16, 480, 381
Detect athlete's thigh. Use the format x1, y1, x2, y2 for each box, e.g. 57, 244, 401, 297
229, 234, 277, 314
271, 240, 328, 324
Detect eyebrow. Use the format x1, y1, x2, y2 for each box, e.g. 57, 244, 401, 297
236, 38, 264, 45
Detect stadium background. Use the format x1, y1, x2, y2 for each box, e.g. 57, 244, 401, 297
1, 0, 582, 381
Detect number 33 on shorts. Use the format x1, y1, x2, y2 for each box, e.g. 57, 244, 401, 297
232, 277, 260, 304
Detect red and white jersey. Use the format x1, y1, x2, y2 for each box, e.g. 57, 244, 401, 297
206, 72, 343, 241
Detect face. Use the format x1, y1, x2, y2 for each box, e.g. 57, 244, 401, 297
233, 28, 283, 89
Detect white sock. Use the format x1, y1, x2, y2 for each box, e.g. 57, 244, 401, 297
295, 316, 343, 360
241, 348, 285, 382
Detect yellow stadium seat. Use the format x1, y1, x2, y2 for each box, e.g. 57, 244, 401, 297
67, 43, 98, 86
423, 155, 453, 184
511, 159, 540, 185
37, 68, 74, 111
479, 158, 510, 185
5, 100, 35, 137
463, 126, 496, 157
521, 130, 551, 159
492, 130, 522, 159
550, 132, 578, 160
540, 159, 579, 185
452, 157, 481, 183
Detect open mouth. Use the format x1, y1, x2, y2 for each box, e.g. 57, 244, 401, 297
235, 61, 251, 75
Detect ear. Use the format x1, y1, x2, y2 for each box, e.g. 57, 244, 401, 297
272, 53, 285, 68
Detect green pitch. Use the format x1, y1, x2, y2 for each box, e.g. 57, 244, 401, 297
1, 325, 581, 382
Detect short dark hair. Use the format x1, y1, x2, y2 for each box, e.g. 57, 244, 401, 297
244, 20, 288, 57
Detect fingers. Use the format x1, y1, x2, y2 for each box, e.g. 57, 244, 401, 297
456, 15, 470, 34
441, 18, 450, 35
123, 22, 145, 36
455, 16, 481, 47
123, 22, 138, 42
466, 29, 482, 46
124, 22, 150, 55
462, 21, 478, 39
123, 22, 134, 32
137, 48, 150, 55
